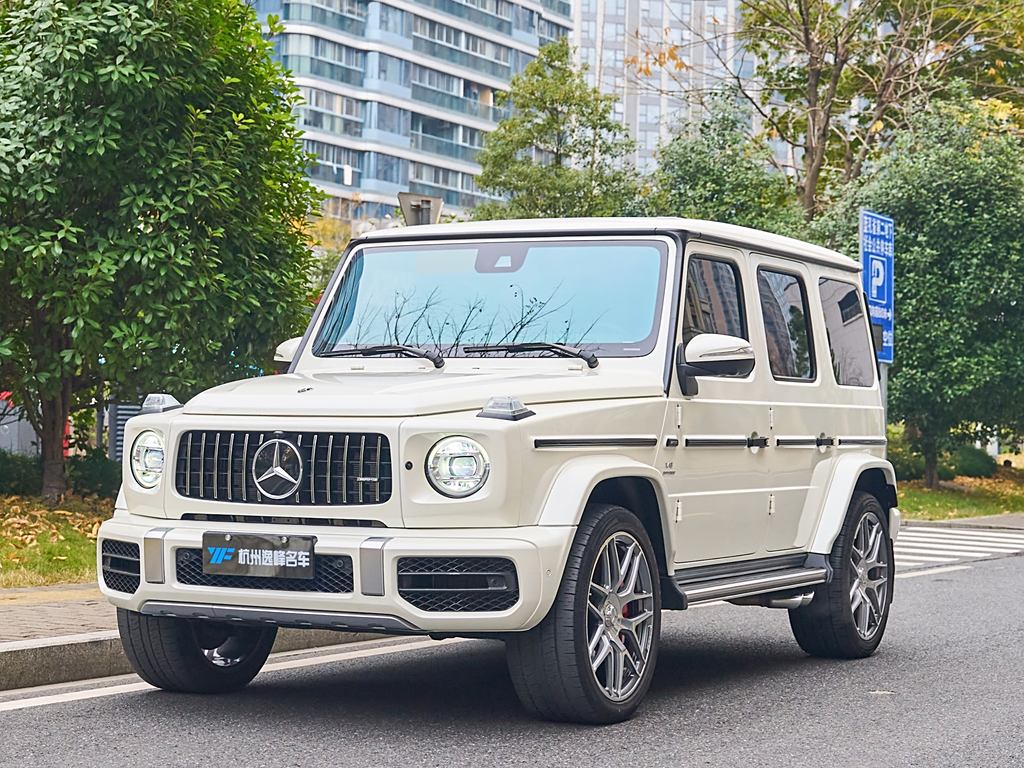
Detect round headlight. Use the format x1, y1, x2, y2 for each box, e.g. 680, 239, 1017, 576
425, 436, 490, 498
130, 430, 165, 489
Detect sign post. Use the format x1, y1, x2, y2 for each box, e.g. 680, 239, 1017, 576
859, 209, 895, 431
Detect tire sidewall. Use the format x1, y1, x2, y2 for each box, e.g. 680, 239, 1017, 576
835, 496, 894, 654
570, 505, 662, 719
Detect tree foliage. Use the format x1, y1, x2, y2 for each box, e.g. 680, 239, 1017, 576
474, 38, 637, 219
0, 0, 321, 497
814, 99, 1024, 486
649, 95, 806, 237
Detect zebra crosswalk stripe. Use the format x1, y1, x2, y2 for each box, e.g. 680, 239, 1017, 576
893, 525, 1024, 569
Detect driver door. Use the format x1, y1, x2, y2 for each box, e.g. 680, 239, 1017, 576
658, 242, 770, 564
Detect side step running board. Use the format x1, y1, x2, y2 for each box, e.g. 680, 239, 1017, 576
664, 566, 829, 609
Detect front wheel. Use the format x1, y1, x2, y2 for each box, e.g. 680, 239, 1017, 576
789, 492, 894, 658
117, 609, 277, 693
505, 503, 661, 724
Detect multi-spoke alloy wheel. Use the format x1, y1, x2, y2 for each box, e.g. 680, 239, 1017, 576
505, 503, 661, 724
789, 492, 894, 659
849, 512, 889, 640
587, 532, 656, 702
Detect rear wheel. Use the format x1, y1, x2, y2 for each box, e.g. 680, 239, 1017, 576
117, 608, 277, 693
506, 503, 661, 724
789, 492, 893, 658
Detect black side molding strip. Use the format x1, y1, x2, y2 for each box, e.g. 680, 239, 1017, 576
684, 437, 749, 448
776, 438, 818, 447
838, 438, 888, 446
533, 437, 659, 449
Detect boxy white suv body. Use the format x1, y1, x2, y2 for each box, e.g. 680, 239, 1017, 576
99, 218, 899, 723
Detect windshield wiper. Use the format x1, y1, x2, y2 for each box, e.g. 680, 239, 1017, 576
318, 344, 444, 368
463, 342, 599, 369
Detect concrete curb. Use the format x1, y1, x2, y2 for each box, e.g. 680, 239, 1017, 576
0, 628, 382, 692
904, 518, 1024, 532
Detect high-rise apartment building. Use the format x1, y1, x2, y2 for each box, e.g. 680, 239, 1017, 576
256, 0, 572, 223
572, 0, 742, 172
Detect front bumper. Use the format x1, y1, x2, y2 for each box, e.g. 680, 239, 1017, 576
97, 510, 575, 634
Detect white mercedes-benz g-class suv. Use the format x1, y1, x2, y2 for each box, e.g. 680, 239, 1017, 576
99, 218, 899, 724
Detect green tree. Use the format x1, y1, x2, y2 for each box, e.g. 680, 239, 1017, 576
474, 38, 637, 219
0, 0, 321, 499
631, 0, 1024, 217
649, 95, 806, 237
814, 99, 1024, 487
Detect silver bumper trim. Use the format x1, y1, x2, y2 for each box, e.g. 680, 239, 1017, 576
143, 528, 173, 584
139, 601, 422, 634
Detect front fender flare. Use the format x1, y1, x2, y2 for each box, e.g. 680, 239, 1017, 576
806, 454, 898, 555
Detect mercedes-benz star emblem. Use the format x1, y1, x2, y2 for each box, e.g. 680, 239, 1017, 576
251, 439, 303, 499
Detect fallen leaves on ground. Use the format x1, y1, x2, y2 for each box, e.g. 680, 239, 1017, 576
1, 495, 113, 560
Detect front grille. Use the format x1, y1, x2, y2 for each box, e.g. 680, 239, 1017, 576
175, 548, 353, 593
174, 430, 392, 506
101, 539, 140, 594
182, 513, 385, 528
397, 557, 519, 612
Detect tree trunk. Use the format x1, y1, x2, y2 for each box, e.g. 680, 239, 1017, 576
922, 444, 940, 490
39, 393, 70, 501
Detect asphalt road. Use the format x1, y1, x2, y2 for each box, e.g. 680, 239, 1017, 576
2, 555, 1022, 768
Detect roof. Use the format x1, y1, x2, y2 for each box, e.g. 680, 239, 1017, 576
357, 217, 860, 273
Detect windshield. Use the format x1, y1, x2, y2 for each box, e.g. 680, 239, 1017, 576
312, 238, 669, 358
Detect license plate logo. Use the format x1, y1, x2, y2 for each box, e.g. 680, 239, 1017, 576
202, 533, 316, 579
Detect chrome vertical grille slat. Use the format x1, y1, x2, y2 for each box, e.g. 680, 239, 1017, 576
326, 435, 334, 505
174, 430, 391, 507
241, 433, 249, 502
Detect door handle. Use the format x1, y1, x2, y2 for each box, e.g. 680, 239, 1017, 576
747, 435, 770, 449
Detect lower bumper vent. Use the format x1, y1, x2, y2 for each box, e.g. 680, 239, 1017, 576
101, 540, 141, 594
175, 548, 353, 593
397, 557, 519, 612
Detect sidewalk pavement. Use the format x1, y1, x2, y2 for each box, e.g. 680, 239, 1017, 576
0, 583, 113, 643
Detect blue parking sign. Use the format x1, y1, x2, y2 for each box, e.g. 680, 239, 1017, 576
859, 209, 894, 364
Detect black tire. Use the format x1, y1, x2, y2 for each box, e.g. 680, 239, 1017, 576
789, 492, 894, 658
505, 503, 662, 724
117, 609, 277, 693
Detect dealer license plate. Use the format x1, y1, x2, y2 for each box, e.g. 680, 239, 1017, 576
202, 532, 316, 580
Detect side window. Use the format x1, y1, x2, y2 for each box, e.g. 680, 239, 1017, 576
681, 257, 746, 344
757, 268, 815, 380
819, 278, 875, 387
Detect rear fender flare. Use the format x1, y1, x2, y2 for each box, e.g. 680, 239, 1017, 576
807, 454, 898, 554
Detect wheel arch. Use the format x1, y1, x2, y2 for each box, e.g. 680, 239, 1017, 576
807, 454, 898, 554
535, 456, 673, 577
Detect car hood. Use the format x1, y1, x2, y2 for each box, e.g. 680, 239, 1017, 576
182, 368, 664, 417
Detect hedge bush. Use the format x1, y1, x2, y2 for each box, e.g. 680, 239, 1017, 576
1, 449, 120, 498
0, 450, 41, 495
952, 445, 997, 478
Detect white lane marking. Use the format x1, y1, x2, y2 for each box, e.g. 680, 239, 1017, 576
896, 539, 1019, 554
894, 548, 995, 560
0, 637, 458, 713
895, 564, 971, 579
894, 541, 1009, 554
897, 536, 1024, 552
901, 529, 1024, 544
899, 530, 1024, 545
894, 554, 956, 564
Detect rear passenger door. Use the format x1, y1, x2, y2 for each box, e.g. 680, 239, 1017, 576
751, 256, 823, 552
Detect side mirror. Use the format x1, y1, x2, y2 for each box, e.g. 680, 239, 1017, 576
676, 334, 755, 396
274, 337, 302, 371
